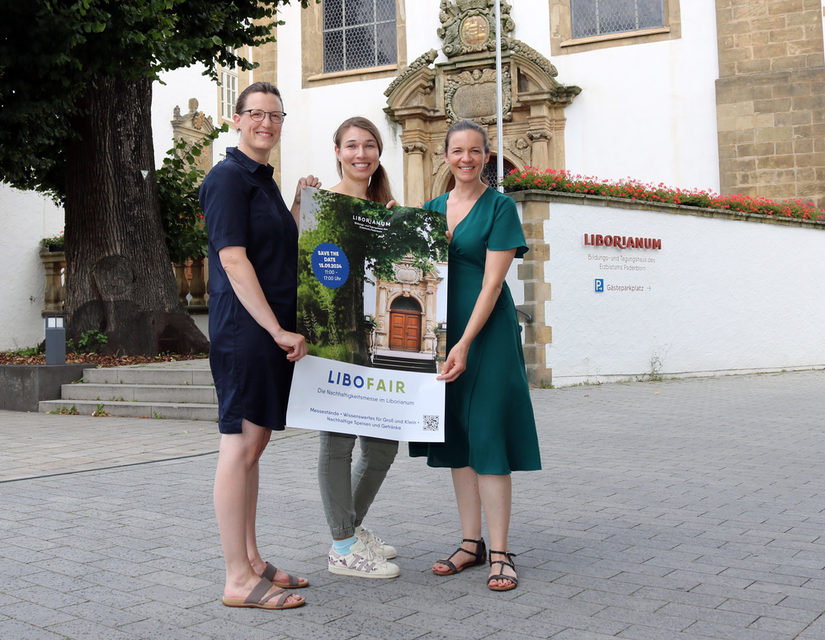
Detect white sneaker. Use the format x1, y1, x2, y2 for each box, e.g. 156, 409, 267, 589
355, 525, 398, 559
328, 538, 400, 578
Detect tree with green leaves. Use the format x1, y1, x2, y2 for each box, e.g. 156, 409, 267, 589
0, 0, 312, 354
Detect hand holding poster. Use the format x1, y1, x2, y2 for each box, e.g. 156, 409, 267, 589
286, 188, 448, 442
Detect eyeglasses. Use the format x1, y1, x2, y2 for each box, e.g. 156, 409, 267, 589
239, 109, 287, 124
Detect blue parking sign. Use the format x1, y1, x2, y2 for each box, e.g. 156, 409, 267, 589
595, 278, 604, 293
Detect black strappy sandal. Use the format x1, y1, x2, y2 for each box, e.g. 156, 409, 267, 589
487, 550, 518, 591
432, 538, 487, 575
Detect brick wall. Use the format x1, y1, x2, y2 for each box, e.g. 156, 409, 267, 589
716, 0, 825, 208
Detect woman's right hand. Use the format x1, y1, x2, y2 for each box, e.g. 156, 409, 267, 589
437, 342, 468, 382
272, 328, 308, 362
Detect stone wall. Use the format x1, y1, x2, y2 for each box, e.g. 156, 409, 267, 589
511, 189, 825, 387
715, 0, 825, 208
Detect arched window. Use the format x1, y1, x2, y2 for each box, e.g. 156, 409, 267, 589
390, 296, 420, 312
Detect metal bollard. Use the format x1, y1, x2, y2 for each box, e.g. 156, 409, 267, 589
45, 315, 66, 365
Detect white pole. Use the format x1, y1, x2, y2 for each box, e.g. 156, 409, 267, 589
494, 0, 504, 192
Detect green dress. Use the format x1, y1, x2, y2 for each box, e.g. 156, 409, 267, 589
410, 187, 541, 474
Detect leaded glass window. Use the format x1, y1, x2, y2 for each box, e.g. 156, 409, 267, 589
323, 0, 397, 73
571, 0, 665, 39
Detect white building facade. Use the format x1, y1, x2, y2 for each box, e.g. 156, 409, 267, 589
4, 1, 824, 387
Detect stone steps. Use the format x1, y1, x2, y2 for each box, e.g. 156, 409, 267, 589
38, 360, 218, 421
372, 354, 437, 373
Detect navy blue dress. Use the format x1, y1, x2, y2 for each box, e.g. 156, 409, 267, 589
199, 147, 298, 434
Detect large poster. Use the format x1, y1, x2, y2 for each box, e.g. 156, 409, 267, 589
286, 188, 449, 442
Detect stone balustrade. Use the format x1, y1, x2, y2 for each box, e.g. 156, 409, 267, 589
40, 251, 209, 317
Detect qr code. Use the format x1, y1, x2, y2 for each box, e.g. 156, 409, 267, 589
422, 415, 440, 431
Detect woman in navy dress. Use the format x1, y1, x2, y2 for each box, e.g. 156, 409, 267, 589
199, 82, 319, 610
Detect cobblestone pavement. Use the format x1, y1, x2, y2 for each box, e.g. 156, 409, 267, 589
2, 370, 825, 639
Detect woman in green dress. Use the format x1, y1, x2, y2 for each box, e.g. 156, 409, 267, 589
410, 120, 541, 591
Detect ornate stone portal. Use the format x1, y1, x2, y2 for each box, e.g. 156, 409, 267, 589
383, 2, 578, 385
384, 0, 580, 206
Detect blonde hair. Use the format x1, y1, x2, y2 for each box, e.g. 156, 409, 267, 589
333, 117, 394, 205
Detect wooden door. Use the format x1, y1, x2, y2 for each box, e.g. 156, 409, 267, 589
389, 310, 421, 352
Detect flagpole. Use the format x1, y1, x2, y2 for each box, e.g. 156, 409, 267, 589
494, 0, 504, 192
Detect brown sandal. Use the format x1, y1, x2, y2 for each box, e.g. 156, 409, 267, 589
487, 550, 518, 591
221, 578, 305, 610
432, 538, 487, 575
261, 562, 308, 589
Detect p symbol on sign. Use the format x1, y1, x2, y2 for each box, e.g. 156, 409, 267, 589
595, 278, 604, 293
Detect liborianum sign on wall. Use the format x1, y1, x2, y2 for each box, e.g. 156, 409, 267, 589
585, 232, 663, 294
583, 233, 662, 250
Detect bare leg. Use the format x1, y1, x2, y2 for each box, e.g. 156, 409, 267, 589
214, 419, 301, 604
478, 473, 515, 588
246, 452, 263, 570
433, 466, 484, 573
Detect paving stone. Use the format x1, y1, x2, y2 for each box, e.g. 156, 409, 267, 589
551, 629, 622, 639
747, 614, 811, 635
658, 601, 759, 627
684, 619, 786, 639
570, 588, 668, 612
531, 608, 629, 636
592, 605, 695, 631
324, 613, 426, 640
616, 624, 719, 639
0, 601, 76, 627
256, 615, 364, 640
10, 585, 87, 610
397, 611, 500, 638
0, 619, 65, 639
46, 619, 135, 640
56, 601, 146, 628
3, 370, 825, 639
184, 616, 283, 639
630, 586, 728, 608
796, 612, 825, 639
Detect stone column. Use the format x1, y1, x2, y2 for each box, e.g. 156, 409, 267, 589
525, 101, 554, 169
188, 257, 207, 309
375, 284, 389, 349
510, 192, 553, 388
402, 141, 428, 207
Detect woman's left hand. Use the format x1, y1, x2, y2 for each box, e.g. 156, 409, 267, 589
437, 342, 468, 382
